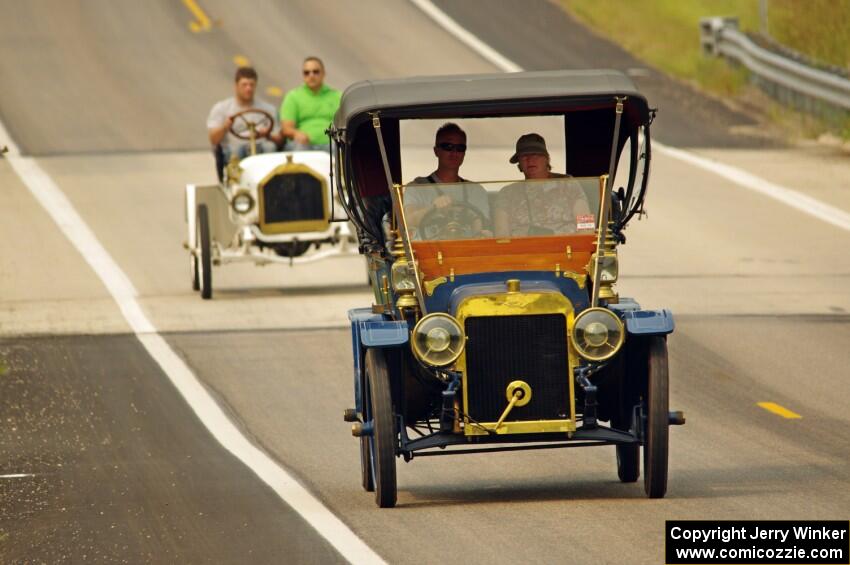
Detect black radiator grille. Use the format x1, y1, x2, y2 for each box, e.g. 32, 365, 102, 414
464, 314, 570, 422
261, 173, 324, 223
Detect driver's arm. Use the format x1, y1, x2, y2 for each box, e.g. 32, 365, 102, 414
406, 194, 452, 225
206, 102, 233, 146
258, 118, 284, 145
279, 93, 310, 145
208, 117, 232, 146
281, 119, 309, 145
268, 128, 284, 145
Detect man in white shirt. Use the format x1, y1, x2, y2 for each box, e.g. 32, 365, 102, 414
207, 67, 283, 167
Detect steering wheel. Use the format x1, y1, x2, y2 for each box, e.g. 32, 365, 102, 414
419, 202, 490, 240
229, 108, 275, 140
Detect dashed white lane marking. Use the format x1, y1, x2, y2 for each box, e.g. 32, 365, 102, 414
0, 474, 35, 479
410, 0, 850, 233
0, 123, 384, 565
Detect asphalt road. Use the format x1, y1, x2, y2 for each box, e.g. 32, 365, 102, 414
1, 1, 849, 564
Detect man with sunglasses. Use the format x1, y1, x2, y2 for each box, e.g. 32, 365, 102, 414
406, 123, 489, 230
279, 56, 341, 151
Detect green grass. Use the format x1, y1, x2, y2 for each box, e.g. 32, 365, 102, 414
561, 0, 850, 135
767, 0, 850, 69
562, 0, 760, 95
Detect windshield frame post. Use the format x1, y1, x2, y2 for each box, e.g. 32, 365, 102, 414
370, 113, 427, 314
591, 96, 625, 308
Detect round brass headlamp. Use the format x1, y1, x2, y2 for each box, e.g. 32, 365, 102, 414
231, 190, 254, 214
411, 313, 465, 367
571, 307, 625, 361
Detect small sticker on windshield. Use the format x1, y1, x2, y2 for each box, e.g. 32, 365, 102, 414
576, 214, 595, 230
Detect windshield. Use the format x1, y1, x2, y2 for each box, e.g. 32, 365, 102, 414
402, 176, 602, 242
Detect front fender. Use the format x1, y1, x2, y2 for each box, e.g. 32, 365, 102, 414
348, 309, 409, 414
618, 308, 674, 336
185, 183, 237, 248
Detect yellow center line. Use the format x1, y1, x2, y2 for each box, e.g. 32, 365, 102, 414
182, 0, 212, 33
266, 86, 283, 97
233, 55, 251, 67
757, 402, 802, 419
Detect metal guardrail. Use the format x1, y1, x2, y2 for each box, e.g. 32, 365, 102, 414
700, 17, 850, 119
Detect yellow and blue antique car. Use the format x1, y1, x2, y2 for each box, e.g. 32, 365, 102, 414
331, 70, 685, 508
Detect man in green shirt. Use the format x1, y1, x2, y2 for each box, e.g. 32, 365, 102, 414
279, 56, 341, 151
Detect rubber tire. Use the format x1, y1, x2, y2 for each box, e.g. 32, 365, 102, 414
359, 437, 374, 492
643, 336, 669, 498
191, 253, 200, 291
611, 353, 639, 483
617, 443, 639, 483
273, 241, 311, 258
365, 348, 397, 508
197, 204, 212, 300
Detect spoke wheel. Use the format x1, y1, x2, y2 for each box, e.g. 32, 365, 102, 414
197, 204, 212, 300
643, 336, 669, 498
365, 348, 397, 508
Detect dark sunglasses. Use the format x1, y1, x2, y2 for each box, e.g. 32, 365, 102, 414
436, 142, 467, 153
303, 69, 322, 76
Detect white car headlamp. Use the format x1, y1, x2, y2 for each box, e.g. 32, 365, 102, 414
391, 261, 416, 292
571, 307, 625, 361
411, 313, 465, 367
232, 191, 254, 214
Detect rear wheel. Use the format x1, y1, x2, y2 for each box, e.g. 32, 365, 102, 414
616, 443, 639, 483
365, 348, 397, 508
197, 204, 212, 300
643, 336, 669, 498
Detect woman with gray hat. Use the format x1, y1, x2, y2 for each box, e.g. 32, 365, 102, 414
494, 133, 592, 237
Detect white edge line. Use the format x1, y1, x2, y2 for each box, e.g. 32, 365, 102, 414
4, 3, 847, 558
410, 0, 850, 233
409, 0, 522, 73
653, 141, 850, 232
0, 128, 384, 564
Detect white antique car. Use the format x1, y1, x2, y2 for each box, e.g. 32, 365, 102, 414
184, 115, 355, 299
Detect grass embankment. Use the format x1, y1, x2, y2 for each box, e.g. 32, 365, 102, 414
561, 0, 850, 135
767, 0, 850, 70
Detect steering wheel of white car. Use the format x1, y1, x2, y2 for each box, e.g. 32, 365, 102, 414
228, 108, 275, 140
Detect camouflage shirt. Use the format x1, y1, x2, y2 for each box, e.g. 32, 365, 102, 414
495, 178, 593, 236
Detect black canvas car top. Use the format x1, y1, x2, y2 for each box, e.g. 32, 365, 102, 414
333, 69, 649, 132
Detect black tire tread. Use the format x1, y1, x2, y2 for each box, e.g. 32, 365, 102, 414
617, 444, 639, 483
366, 349, 397, 508
197, 204, 212, 300
612, 351, 639, 483
643, 336, 669, 498
359, 436, 374, 492
191, 255, 200, 291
